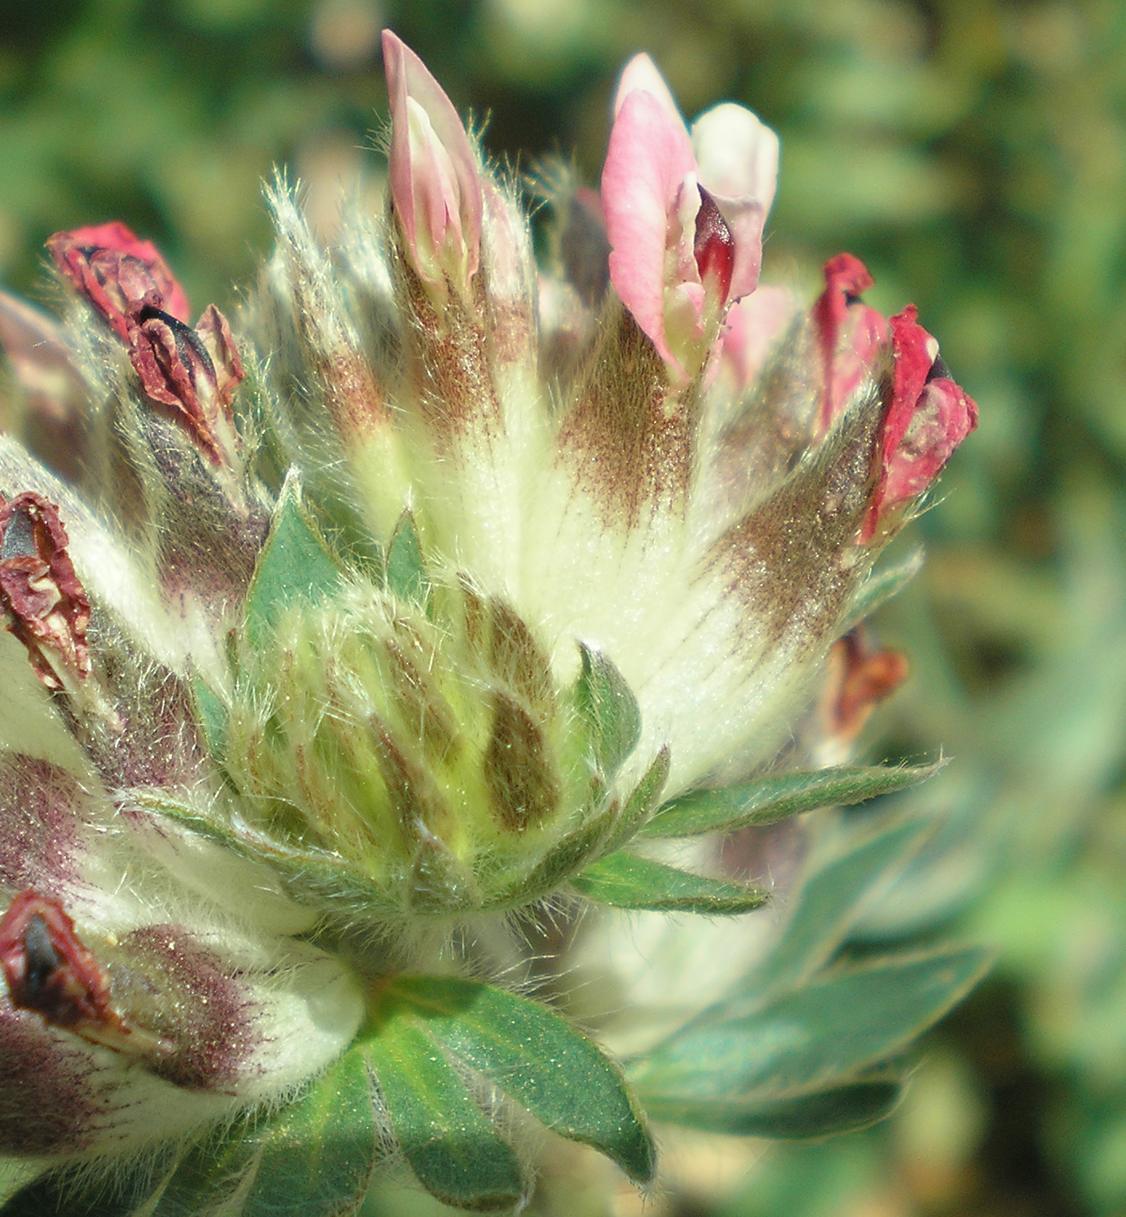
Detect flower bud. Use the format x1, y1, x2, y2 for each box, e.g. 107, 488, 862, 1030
127, 303, 244, 465
383, 30, 483, 303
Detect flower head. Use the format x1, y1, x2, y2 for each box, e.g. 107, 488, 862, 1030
0, 35, 979, 1212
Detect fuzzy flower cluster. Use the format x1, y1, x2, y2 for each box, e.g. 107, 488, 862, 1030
0, 32, 975, 1182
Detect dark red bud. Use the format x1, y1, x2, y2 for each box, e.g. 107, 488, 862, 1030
693, 186, 735, 305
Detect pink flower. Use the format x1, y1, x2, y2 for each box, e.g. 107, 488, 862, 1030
382, 30, 483, 296
812, 253, 887, 434
601, 54, 778, 377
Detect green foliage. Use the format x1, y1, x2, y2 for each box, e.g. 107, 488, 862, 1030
642, 763, 940, 839
628, 820, 989, 1142
244, 471, 343, 645
365, 1020, 526, 1211
840, 547, 924, 632
386, 510, 429, 606
574, 644, 642, 780
571, 850, 768, 914
371, 976, 657, 1189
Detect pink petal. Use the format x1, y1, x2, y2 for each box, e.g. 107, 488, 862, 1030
602, 87, 697, 365
382, 30, 481, 282
812, 252, 887, 432
719, 283, 797, 391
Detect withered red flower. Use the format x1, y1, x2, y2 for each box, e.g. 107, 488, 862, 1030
0, 491, 90, 688
864, 305, 979, 537
0, 889, 123, 1042
46, 221, 191, 342
819, 629, 910, 751
812, 252, 887, 434
46, 224, 245, 463
128, 303, 245, 464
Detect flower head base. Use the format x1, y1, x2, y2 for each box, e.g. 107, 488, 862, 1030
0, 33, 979, 1214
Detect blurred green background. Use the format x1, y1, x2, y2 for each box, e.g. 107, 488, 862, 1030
1, 0, 1123, 1214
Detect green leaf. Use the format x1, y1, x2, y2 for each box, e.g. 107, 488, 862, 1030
245, 471, 343, 645
239, 1046, 379, 1216
191, 674, 228, 761
380, 975, 656, 1185
632, 946, 989, 1104
575, 644, 641, 778
364, 1019, 526, 1211
146, 1133, 255, 1216
494, 805, 617, 906
732, 818, 933, 1001
605, 746, 671, 850
840, 546, 924, 631
386, 510, 429, 605
642, 762, 941, 839
640, 1077, 903, 1139
571, 850, 768, 914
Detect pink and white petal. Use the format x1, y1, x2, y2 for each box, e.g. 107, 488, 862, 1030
692, 104, 780, 301
691, 104, 779, 216
613, 53, 686, 129
603, 89, 697, 362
